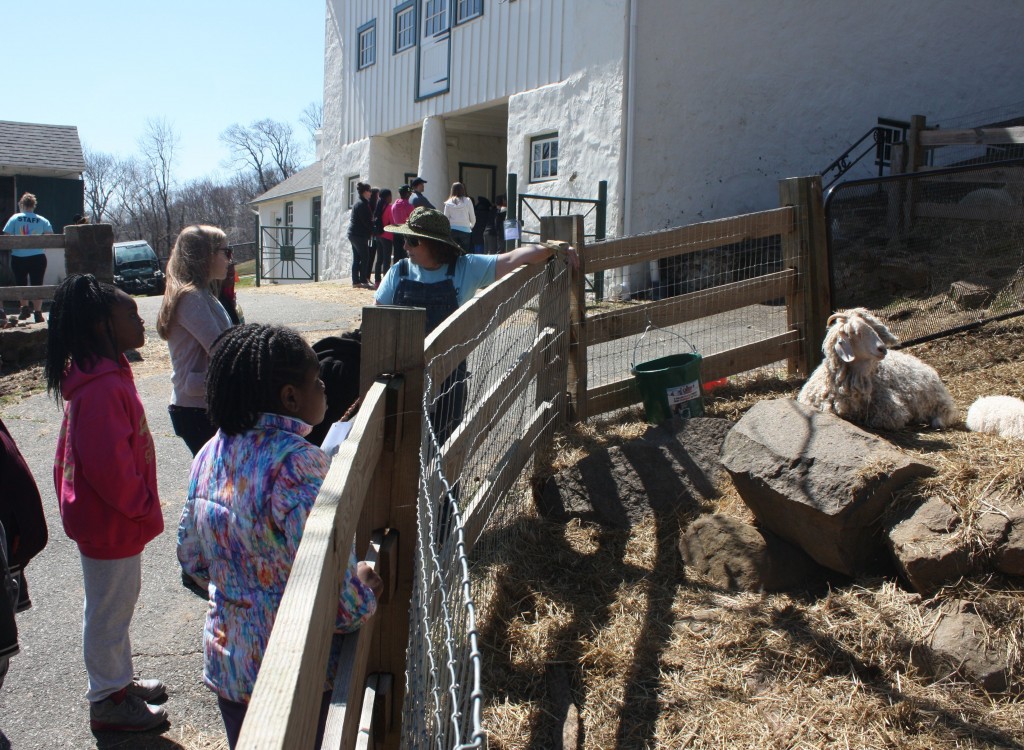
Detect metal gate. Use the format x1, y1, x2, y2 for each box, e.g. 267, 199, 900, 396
257, 225, 317, 285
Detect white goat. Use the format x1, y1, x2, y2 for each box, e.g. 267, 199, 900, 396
797, 308, 959, 430
966, 395, 1024, 440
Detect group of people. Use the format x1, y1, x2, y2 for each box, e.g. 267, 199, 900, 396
0, 206, 576, 746
348, 176, 509, 288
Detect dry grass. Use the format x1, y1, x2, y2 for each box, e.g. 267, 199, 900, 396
476, 318, 1024, 749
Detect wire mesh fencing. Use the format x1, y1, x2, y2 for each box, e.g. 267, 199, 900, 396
580, 205, 805, 416
826, 159, 1024, 345
402, 261, 571, 750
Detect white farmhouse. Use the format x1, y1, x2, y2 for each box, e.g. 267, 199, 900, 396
249, 161, 323, 283
321, 0, 1024, 289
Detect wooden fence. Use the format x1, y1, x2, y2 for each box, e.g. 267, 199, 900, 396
0, 224, 115, 300
890, 115, 1024, 224
238, 175, 829, 749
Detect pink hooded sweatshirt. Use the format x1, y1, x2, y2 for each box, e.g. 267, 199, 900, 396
54, 355, 164, 559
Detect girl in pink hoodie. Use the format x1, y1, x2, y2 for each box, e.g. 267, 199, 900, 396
44, 274, 168, 734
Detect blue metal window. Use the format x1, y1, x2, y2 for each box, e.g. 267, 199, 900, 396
530, 133, 559, 182
394, 1, 416, 53
424, 0, 447, 36
455, 0, 483, 24
357, 20, 376, 70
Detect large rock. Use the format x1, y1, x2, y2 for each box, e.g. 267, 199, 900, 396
678, 514, 823, 592
720, 399, 934, 576
536, 417, 731, 527
991, 506, 1024, 577
915, 601, 1013, 693
887, 497, 971, 596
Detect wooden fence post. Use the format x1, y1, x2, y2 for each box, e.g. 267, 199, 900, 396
778, 176, 829, 377
538, 216, 578, 429
358, 305, 425, 750
541, 215, 589, 420
64, 224, 114, 282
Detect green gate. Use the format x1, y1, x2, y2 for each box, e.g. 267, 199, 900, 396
256, 226, 318, 285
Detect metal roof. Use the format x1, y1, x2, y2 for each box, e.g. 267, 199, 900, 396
249, 161, 323, 205
0, 120, 86, 176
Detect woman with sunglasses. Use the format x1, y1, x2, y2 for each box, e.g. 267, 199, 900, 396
157, 225, 234, 456
375, 207, 577, 441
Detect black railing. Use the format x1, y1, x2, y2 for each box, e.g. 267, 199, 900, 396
821, 118, 910, 189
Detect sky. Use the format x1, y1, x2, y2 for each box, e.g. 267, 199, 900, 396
12, 0, 325, 182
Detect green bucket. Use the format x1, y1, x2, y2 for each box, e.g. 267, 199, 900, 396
631, 329, 705, 424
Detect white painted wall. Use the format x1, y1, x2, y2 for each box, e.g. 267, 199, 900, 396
323, 0, 1024, 283
627, 0, 1024, 231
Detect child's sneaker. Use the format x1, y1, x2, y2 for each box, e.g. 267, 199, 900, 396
89, 688, 168, 732
127, 677, 167, 704
17, 306, 30, 321
32, 310, 44, 324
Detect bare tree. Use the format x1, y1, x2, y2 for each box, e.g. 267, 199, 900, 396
138, 118, 179, 256
300, 101, 323, 139
220, 118, 303, 195
83, 147, 123, 223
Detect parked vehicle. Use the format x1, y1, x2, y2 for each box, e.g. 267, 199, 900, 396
113, 240, 165, 296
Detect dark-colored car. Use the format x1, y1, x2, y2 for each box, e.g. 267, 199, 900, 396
113, 240, 165, 296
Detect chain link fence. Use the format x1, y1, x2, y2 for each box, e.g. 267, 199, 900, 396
403, 262, 571, 749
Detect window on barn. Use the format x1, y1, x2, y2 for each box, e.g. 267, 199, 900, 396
424, 0, 447, 36
530, 133, 558, 183
284, 201, 294, 245
394, 1, 416, 52
357, 20, 376, 70
455, 0, 483, 24
347, 176, 361, 208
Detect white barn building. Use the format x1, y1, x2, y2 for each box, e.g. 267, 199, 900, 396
321, 0, 1024, 289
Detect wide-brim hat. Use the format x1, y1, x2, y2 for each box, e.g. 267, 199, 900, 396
385, 207, 462, 251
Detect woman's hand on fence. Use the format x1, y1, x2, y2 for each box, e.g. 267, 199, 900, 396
357, 560, 384, 598
541, 240, 579, 270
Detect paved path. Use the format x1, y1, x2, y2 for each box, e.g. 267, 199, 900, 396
0, 288, 364, 750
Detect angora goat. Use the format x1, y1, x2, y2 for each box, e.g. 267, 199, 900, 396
966, 395, 1024, 440
797, 308, 958, 430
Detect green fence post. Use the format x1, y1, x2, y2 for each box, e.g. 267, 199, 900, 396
506, 173, 518, 252
594, 180, 607, 302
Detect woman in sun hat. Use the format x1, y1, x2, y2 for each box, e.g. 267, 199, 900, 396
374, 206, 577, 441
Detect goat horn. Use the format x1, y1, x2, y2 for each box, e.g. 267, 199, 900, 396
826, 312, 846, 327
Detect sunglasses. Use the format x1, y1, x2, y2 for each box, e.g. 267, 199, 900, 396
218, 245, 233, 260
404, 236, 420, 248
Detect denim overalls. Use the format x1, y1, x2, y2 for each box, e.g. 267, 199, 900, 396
392, 259, 467, 444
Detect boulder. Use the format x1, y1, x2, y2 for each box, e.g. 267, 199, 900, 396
887, 497, 971, 596
536, 417, 731, 527
949, 280, 993, 310
0, 325, 48, 368
993, 507, 1024, 577
720, 399, 934, 576
915, 600, 1013, 693
678, 514, 823, 592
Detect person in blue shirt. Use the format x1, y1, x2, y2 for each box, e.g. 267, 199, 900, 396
3, 193, 54, 324
374, 207, 577, 442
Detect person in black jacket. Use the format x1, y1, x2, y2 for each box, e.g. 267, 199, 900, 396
347, 182, 373, 288
472, 196, 494, 254
0, 416, 48, 690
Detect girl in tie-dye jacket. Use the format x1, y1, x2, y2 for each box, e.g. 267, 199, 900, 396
176, 324, 378, 748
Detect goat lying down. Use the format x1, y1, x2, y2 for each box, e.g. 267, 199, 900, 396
966, 395, 1024, 440
797, 308, 959, 431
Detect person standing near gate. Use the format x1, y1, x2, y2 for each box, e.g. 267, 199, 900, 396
3, 193, 53, 324
390, 185, 414, 262
347, 182, 373, 288
409, 176, 434, 210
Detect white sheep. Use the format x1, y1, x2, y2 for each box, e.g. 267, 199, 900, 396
966, 395, 1024, 440
797, 307, 959, 430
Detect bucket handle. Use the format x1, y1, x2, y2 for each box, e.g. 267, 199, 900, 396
631, 323, 698, 370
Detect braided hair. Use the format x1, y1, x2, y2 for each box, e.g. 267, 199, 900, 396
205, 323, 317, 435
45, 274, 120, 403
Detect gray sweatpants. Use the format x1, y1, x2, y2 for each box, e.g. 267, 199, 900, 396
80, 553, 141, 703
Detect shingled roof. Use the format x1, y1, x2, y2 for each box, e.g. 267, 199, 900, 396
0, 120, 86, 176
250, 161, 322, 205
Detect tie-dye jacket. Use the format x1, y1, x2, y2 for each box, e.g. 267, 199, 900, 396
177, 412, 375, 703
